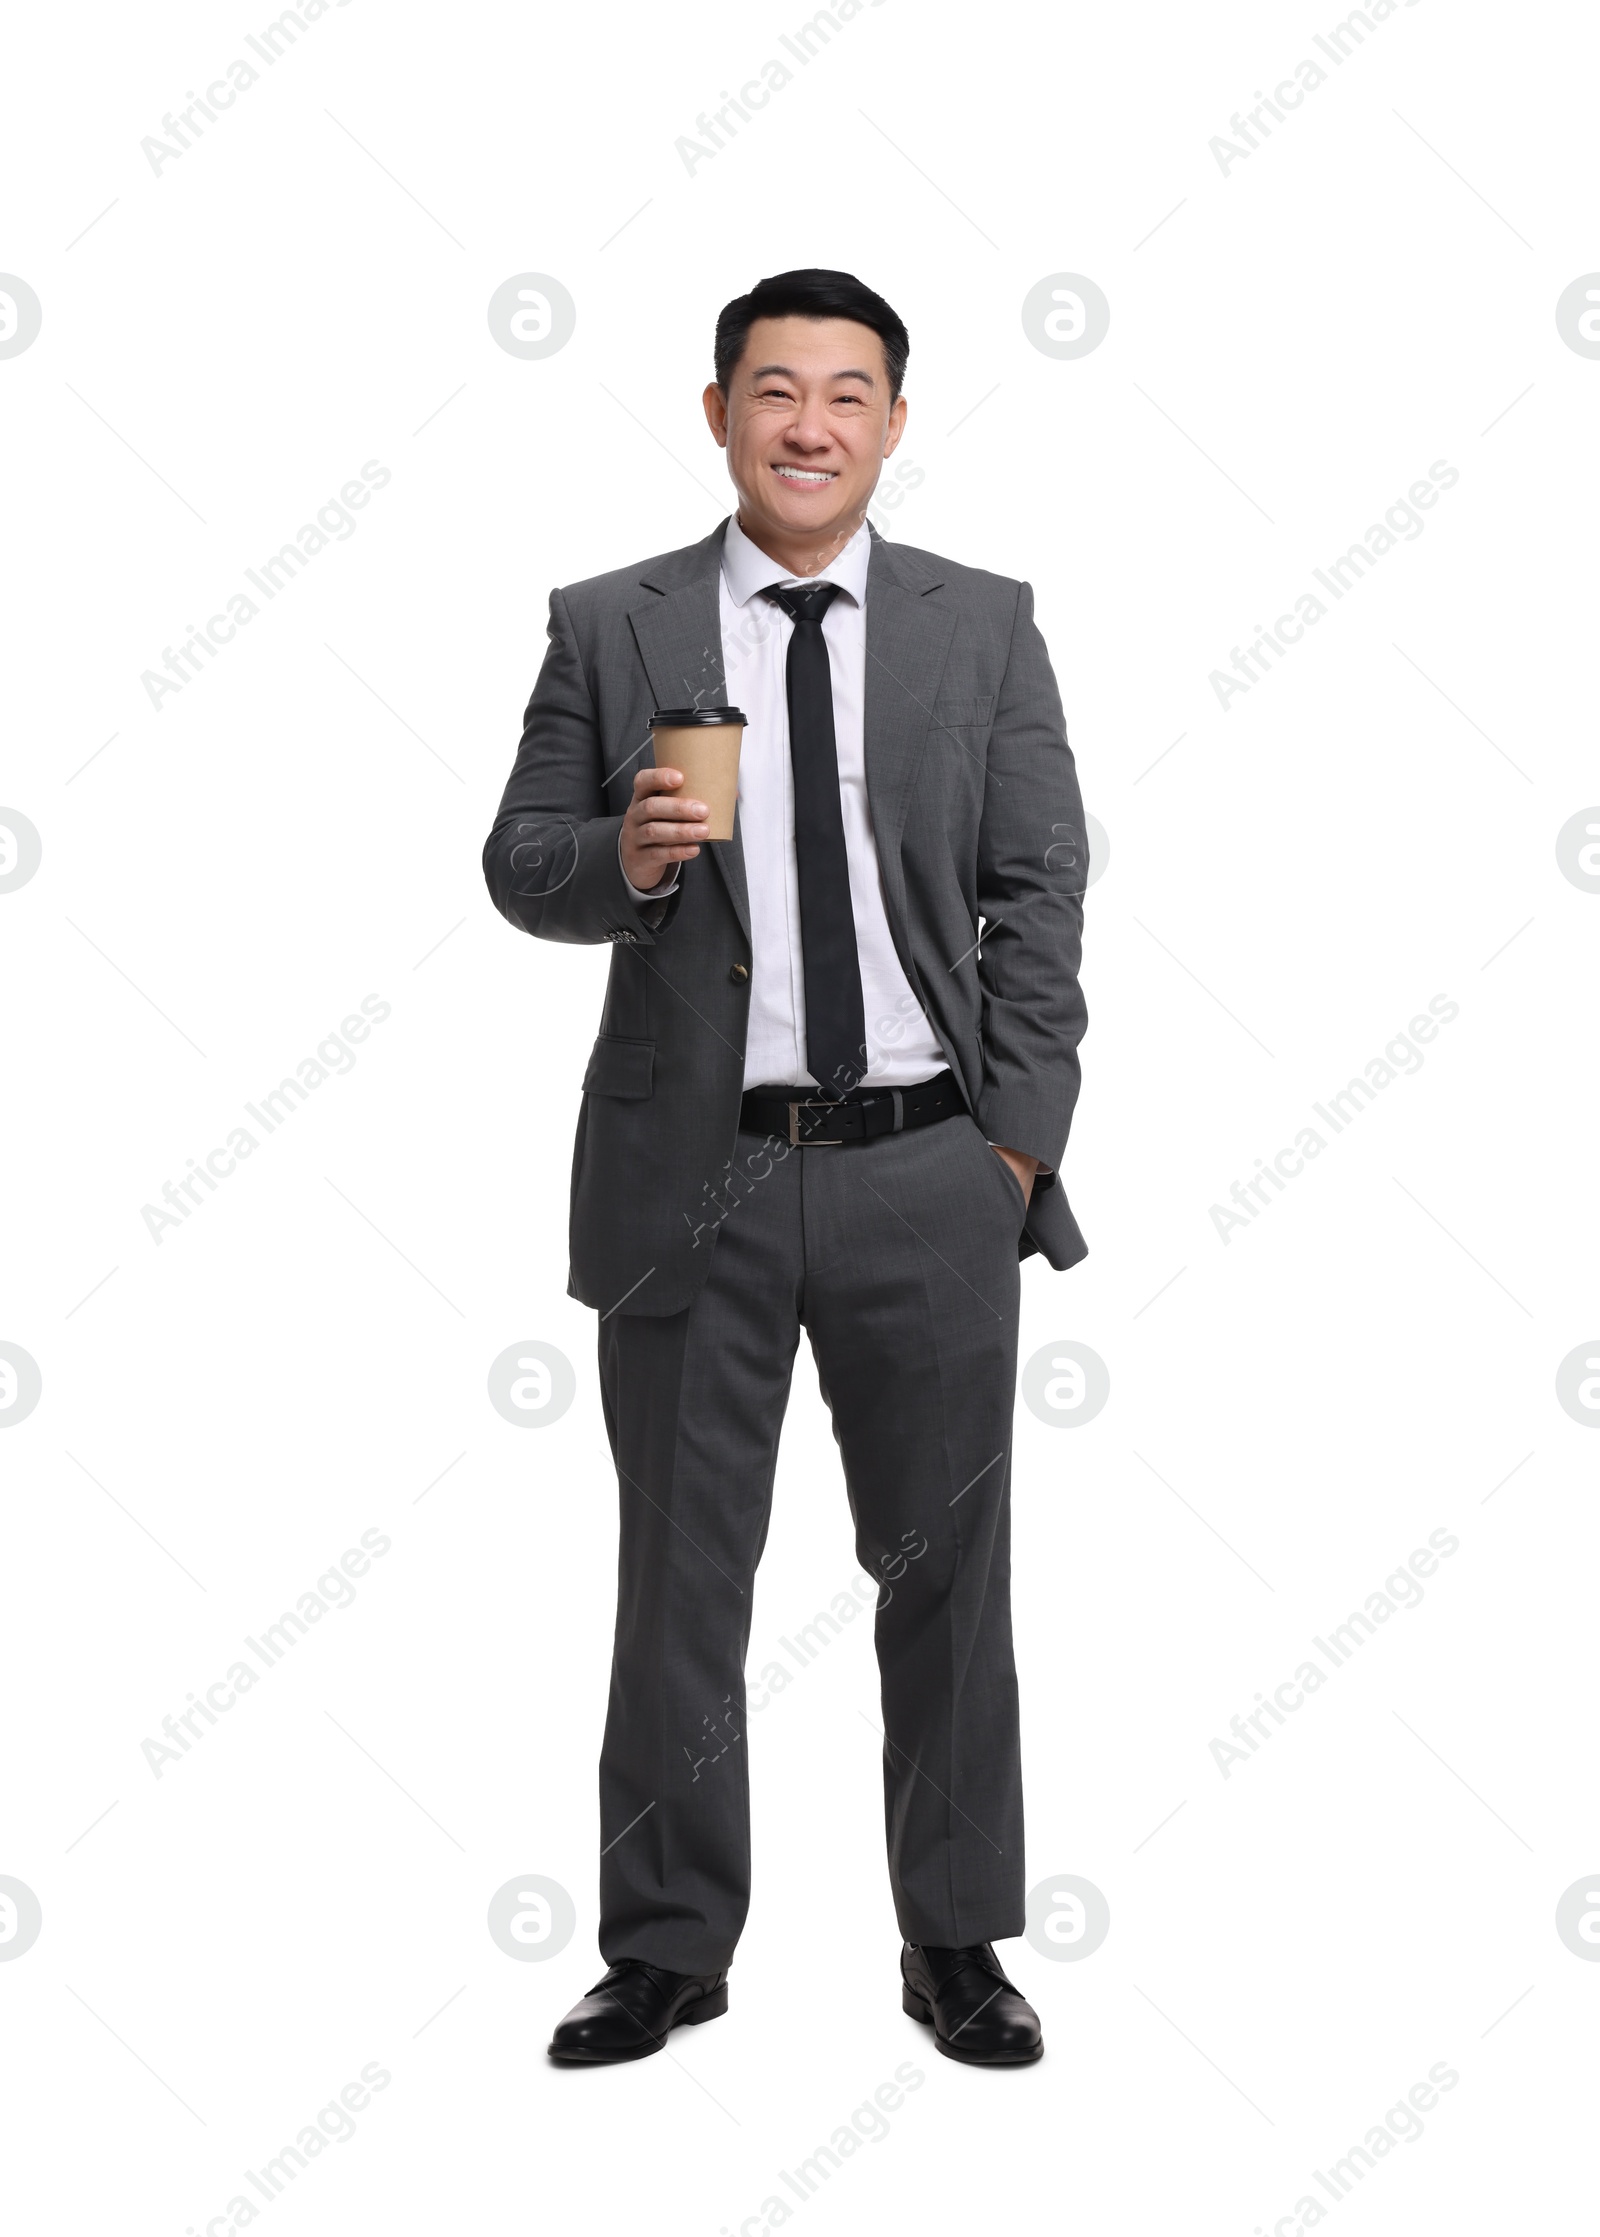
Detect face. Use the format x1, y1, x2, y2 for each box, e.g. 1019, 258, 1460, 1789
704, 315, 907, 566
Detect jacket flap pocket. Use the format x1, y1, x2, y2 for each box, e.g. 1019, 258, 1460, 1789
583, 1035, 655, 1098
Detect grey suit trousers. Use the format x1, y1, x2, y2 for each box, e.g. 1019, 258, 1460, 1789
596, 1106, 1029, 1972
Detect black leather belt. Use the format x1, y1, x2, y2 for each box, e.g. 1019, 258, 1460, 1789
739, 1070, 964, 1147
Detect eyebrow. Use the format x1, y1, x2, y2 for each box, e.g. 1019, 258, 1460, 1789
746, 363, 877, 387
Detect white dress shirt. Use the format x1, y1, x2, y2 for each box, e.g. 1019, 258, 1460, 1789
626, 516, 948, 1092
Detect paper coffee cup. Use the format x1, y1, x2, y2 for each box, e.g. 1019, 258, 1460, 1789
650, 707, 746, 842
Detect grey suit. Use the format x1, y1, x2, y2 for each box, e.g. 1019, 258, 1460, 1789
483, 519, 1088, 1320
483, 518, 1088, 1967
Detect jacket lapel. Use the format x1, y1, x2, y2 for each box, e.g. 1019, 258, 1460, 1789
623, 523, 955, 952
863, 530, 957, 955
626, 521, 749, 940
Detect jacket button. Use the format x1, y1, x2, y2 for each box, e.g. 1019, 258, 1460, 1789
729, 962, 749, 984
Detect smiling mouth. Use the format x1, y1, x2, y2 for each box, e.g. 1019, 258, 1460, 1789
771, 464, 838, 485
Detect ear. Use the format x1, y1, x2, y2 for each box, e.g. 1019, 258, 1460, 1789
702, 382, 730, 448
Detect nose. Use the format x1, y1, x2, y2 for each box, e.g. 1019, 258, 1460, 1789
782, 404, 834, 454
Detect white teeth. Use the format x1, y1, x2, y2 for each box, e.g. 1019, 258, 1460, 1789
774, 466, 834, 482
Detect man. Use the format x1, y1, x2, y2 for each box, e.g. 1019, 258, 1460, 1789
482, 269, 1088, 2068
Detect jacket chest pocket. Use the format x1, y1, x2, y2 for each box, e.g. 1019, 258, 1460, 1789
929, 696, 994, 733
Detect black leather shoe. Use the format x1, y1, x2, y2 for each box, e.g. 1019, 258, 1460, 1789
901, 1942, 1043, 2065
547, 1960, 729, 2064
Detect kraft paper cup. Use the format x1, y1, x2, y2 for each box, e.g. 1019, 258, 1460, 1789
650, 707, 746, 842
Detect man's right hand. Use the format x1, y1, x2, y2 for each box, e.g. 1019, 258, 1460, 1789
620, 766, 709, 892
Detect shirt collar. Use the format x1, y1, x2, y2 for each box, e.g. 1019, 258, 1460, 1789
721, 512, 871, 610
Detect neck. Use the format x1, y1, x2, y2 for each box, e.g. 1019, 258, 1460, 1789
734, 507, 865, 579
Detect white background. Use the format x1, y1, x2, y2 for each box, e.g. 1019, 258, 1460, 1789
3, 1, 1598, 2230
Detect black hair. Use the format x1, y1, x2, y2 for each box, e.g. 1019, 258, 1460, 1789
714, 268, 909, 399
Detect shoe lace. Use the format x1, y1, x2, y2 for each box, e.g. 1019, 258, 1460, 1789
594, 1958, 676, 1994
920, 1942, 1014, 1993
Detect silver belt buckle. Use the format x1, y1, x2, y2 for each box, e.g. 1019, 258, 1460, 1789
788, 1099, 842, 1146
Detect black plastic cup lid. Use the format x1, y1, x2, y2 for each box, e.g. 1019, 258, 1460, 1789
650, 707, 747, 725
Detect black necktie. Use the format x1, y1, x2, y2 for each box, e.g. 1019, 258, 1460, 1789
763, 583, 867, 1098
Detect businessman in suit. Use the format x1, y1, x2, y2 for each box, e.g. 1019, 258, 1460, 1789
483, 269, 1088, 2067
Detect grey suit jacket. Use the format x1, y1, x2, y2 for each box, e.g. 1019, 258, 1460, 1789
482, 518, 1089, 1318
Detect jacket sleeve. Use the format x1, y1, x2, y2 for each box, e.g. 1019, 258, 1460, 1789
972, 581, 1088, 1171
481, 586, 678, 947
